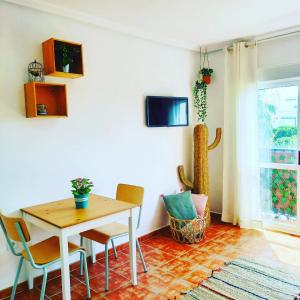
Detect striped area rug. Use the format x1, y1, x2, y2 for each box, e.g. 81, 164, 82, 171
182, 256, 300, 300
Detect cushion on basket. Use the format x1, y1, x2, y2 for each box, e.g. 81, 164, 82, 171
163, 191, 197, 220
191, 194, 208, 217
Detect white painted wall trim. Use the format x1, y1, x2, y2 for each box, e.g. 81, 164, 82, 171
3, 0, 199, 52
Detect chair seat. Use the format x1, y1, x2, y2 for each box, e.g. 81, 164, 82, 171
80, 222, 128, 244
22, 236, 80, 265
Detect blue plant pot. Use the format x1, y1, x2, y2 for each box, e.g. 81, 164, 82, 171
74, 194, 89, 209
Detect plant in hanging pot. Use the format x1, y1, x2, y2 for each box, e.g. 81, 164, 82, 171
201, 68, 213, 85
71, 178, 94, 209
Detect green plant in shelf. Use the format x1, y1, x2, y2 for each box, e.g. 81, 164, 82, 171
55, 44, 80, 72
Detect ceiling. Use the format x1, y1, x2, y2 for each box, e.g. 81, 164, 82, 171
8, 0, 300, 50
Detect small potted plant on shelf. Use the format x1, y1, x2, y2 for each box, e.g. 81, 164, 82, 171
61, 45, 73, 73
201, 68, 213, 84
55, 44, 79, 73
71, 178, 94, 209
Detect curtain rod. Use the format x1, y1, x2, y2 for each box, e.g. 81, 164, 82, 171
208, 28, 300, 54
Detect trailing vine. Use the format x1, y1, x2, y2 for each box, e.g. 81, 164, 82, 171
193, 80, 207, 123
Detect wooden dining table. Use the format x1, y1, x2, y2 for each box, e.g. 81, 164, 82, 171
21, 194, 139, 300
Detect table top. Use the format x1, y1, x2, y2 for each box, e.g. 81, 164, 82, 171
21, 194, 137, 229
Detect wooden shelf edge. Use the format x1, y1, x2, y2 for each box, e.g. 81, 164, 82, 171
26, 115, 68, 119
45, 71, 83, 79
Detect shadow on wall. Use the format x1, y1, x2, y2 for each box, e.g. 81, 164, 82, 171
150, 195, 168, 230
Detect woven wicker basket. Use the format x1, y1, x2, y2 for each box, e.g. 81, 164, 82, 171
168, 211, 207, 244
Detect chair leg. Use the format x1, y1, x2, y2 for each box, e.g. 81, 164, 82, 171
105, 242, 109, 291
80, 236, 84, 276
10, 257, 24, 300
81, 251, 91, 299
111, 239, 118, 259
136, 239, 148, 272
40, 268, 47, 300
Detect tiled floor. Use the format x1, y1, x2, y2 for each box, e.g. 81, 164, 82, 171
2, 217, 300, 299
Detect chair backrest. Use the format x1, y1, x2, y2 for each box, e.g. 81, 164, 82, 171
0, 213, 30, 243
116, 184, 144, 228
116, 184, 144, 206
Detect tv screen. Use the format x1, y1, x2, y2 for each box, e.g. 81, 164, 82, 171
146, 96, 189, 127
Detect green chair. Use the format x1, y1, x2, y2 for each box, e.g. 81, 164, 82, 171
80, 183, 148, 291
0, 213, 91, 300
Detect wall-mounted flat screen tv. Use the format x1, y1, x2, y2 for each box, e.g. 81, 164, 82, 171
146, 96, 189, 127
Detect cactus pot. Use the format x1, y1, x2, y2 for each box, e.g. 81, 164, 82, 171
74, 193, 89, 209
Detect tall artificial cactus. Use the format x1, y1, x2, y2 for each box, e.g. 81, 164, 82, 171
179, 48, 222, 226
178, 124, 221, 225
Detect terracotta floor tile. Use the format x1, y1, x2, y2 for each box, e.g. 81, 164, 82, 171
34, 269, 62, 286
38, 275, 80, 297
89, 270, 128, 293
3, 218, 300, 300
158, 241, 193, 257
120, 243, 155, 256
141, 236, 173, 250
182, 267, 211, 285
137, 269, 176, 293
179, 249, 214, 265
0, 281, 28, 300
113, 260, 151, 279
160, 258, 197, 277
72, 261, 106, 280
202, 257, 225, 270
105, 283, 159, 300
98, 252, 130, 270
8, 288, 44, 300
51, 283, 96, 300
143, 249, 176, 267
159, 278, 194, 299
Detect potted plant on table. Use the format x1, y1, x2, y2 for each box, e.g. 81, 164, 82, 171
71, 178, 94, 209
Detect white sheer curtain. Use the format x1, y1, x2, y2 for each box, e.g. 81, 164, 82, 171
222, 42, 261, 228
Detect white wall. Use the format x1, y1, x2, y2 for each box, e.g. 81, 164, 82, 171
0, 2, 197, 289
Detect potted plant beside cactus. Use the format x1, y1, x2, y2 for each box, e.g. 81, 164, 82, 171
71, 178, 94, 209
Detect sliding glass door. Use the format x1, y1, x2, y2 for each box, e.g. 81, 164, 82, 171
258, 80, 300, 235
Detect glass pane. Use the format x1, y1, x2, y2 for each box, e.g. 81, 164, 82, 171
260, 168, 297, 221
258, 85, 298, 164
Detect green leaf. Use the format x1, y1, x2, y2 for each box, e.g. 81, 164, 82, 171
286, 207, 292, 214
281, 197, 287, 204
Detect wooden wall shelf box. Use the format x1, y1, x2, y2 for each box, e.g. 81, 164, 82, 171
42, 38, 84, 78
24, 82, 68, 118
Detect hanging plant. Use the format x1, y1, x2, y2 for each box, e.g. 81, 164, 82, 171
201, 68, 213, 85
193, 48, 213, 123
193, 80, 207, 123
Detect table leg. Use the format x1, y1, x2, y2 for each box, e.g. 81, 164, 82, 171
25, 260, 34, 289
90, 240, 96, 263
59, 232, 71, 300
129, 208, 137, 285
21, 212, 33, 289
